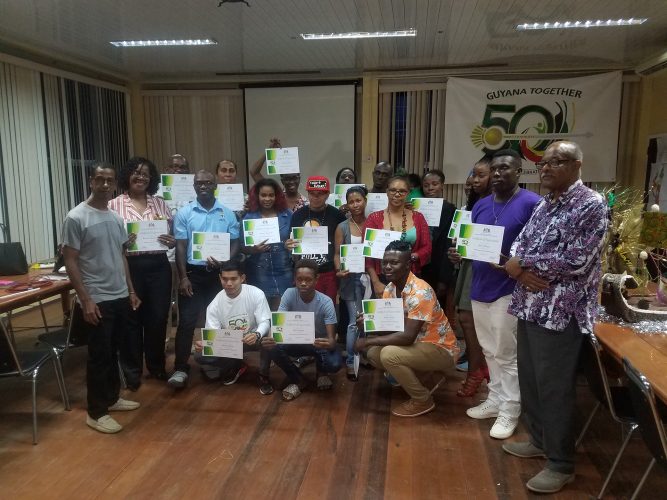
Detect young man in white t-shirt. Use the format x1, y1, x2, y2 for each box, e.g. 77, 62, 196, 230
193, 260, 272, 390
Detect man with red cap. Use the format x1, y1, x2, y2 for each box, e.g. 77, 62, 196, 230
286, 176, 346, 303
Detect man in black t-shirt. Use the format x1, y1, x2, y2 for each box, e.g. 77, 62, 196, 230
286, 176, 346, 304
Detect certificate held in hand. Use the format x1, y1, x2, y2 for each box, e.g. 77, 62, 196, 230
243, 218, 281, 245
266, 147, 300, 175
340, 244, 365, 273
126, 220, 169, 252
363, 228, 404, 259
448, 209, 472, 238
215, 184, 245, 211
291, 227, 328, 255
191, 232, 231, 262
456, 223, 505, 264
271, 311, 315, 344
411, 198, 444, 227
201, 329, 243, 359
362, 299, 404, 332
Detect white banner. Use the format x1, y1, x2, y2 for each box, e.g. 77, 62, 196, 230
443, 72, 622, 184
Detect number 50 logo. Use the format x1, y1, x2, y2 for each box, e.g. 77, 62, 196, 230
470, 102, 572, 163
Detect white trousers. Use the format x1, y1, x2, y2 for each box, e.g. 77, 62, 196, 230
471, 295, 520, 419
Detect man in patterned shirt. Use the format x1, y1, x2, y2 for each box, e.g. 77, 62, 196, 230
355, 240, 458, 418
502, 141, 609, 494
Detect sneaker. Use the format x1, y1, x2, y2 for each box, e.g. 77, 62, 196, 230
526, 468, 575, 494
200, 366, 222, 381
466, 400, 499, 419
391, 398, 435, 417
384, 371, 401, 387
222, 363, 248, 386
108, 398, 140, 411
168, 370, 188, 388
86, 414, 122, 434
259, 376, 274, 395
293, 356, 314, 368
490, 415, 518, 439
502, 441, 546, 458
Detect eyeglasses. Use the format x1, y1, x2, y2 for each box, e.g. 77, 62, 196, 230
387, 188, 409, 196
535, 158, 574, 169
194, 181, 216, 187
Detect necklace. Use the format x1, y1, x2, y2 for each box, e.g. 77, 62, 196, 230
492, 188, 519, 224
350, 217, 363, 236
386, 209, 408, 241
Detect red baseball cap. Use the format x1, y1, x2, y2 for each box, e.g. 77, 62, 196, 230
306, 176, 330, 192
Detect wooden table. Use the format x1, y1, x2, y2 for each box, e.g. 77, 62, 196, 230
595, 322, 667, 403
0, 270, 72, 336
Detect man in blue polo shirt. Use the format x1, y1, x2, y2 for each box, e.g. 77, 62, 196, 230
169, 170, 240, 388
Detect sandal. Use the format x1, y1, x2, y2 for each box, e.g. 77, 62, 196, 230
258, 374, 274, 395
346, 368, 358, 382
282, 383, 302, 401
456, 366, 490, 397
316, 374, 333, 390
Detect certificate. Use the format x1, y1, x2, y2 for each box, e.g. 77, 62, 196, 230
160, 174, 196, 204
365, 193, 388, 215
327, 184, 365, 208
456, 223, 505, 264
340, 244, 365, 273
191, 232, 231, 262
243, 217, 281, 245
291, 226, 328, 255
448, 209, 472, 238
411, 198, 444, 227
201, 329, 243, 359
266, 147, 300, 175
126, 220, 169, 252
271, 311, 315, 344
215, 184, 245, 211
362, 298, 405, 332
362, 228, 404, 259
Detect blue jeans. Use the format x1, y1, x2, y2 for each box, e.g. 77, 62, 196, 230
344, 298, 363, 368
268, 344, 342, 384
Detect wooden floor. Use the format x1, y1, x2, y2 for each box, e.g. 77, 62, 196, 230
1, 302, 666, 500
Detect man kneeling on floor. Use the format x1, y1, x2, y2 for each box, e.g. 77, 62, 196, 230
355, 241, 459, 417
193, 260, 273, 391
262, 259, 342, 401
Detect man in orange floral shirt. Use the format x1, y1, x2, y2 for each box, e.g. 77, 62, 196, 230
355, 240, 458, 417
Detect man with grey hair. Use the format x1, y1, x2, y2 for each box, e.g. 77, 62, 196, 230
502, 141, 608, 493
165, 154, 190, 174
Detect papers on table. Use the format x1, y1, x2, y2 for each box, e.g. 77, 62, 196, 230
266, 147, 300, 175
201, 328, 243, 359
448, 209, 472, 238
243, 217, 281, 245
291, 226, 328, 255
326, 184, 366, 208
456, 223, 505, 264
126, 220, 169, 252
339, 244, 365, 273
191, 232, 231, 262
271, 311, 315, 344
215, 184, 245, 211
362, 228, 404, 259
160, 174, 196, 211
362, 298, 405, 332
411, 198, 444, 227
365, 193, 389, 215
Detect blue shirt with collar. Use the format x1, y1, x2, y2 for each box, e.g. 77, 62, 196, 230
174, 199, 240, 266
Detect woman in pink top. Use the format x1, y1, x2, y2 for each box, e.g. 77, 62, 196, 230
109, 157, 175, 388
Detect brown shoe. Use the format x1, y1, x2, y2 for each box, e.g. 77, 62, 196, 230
391, 398, 435, 417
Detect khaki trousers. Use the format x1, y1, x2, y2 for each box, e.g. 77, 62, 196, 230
367, 342, 455, 402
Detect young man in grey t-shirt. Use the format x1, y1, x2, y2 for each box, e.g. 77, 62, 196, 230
62, 162, 141, 434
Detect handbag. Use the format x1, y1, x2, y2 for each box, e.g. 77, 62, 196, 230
0, 223, 29, 275
0, 242, 29, 276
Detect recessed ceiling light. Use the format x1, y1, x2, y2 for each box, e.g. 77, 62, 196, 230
516, 18, 647, 30
300, 29, 416, 40
110, 38, 218, 47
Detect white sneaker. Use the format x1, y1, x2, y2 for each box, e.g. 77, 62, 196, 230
168, 370, 188, 388
86, 414, 122, 434
466, 400, 499, 419
109, 398, 140, 411
490, 415, 518, 439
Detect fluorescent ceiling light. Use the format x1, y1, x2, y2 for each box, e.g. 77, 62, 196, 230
300, 29, 416, 40
517, 18, 647, 30
110, 39, 218, 47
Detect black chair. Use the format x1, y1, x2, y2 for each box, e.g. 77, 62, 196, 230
0, 320, 70, 444
622, 357, 667, 500
577, 333, 638, 499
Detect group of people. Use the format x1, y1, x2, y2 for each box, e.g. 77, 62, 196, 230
62, 139, 608, 495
